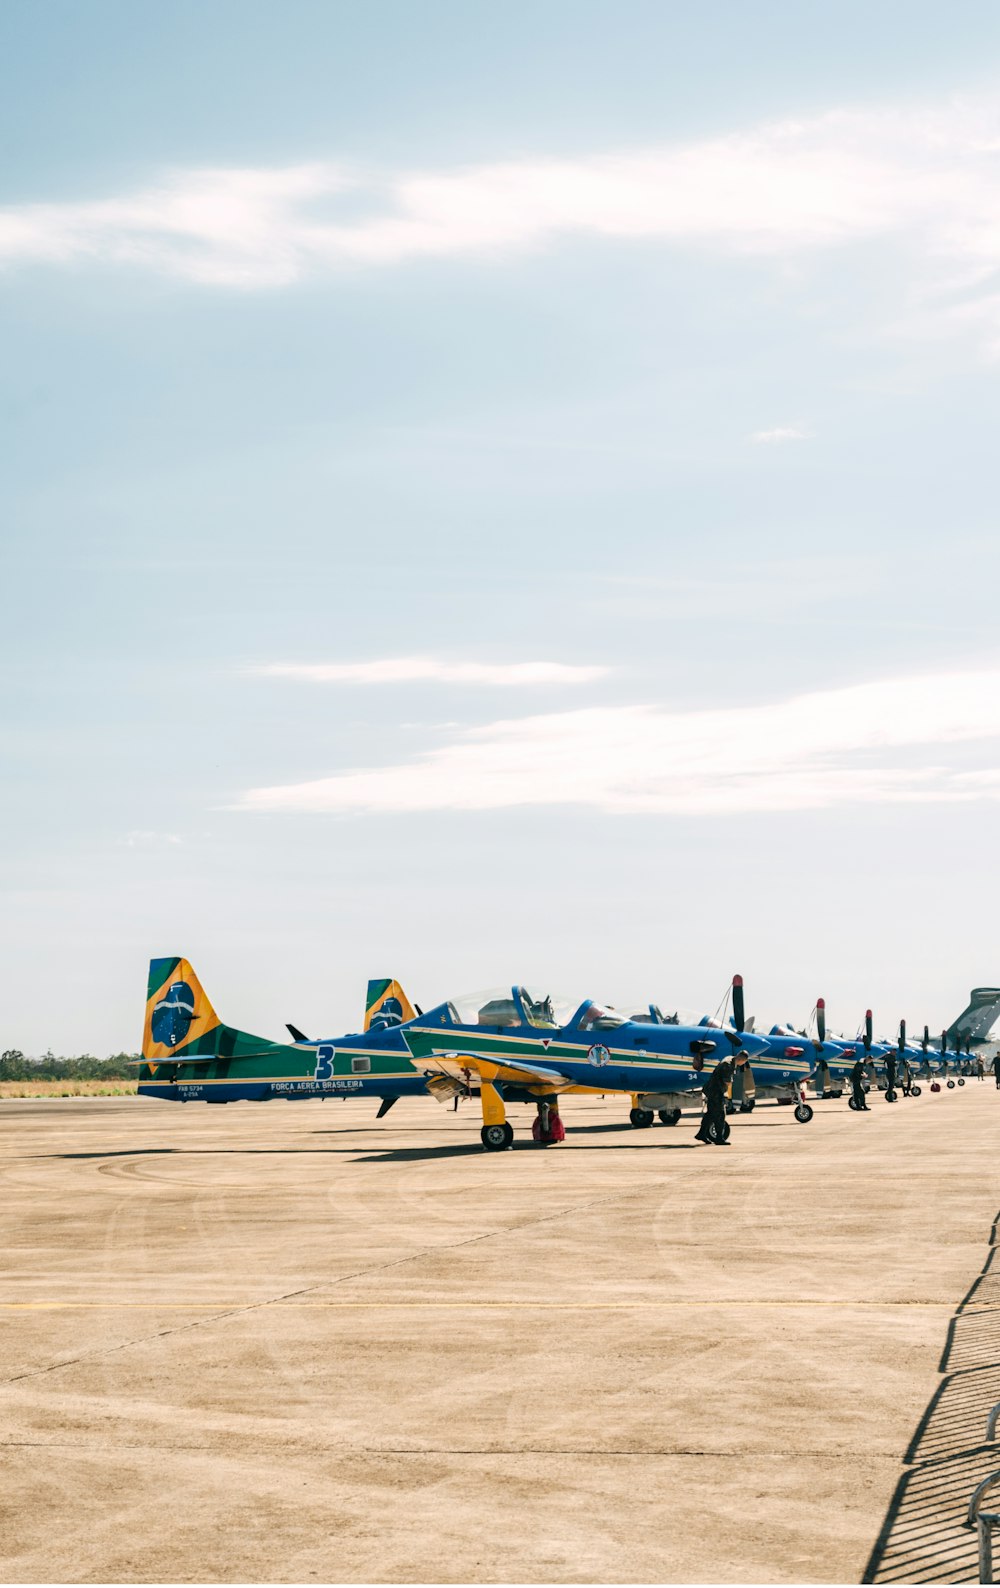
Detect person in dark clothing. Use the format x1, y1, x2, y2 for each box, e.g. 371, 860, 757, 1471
899, 1057, 912, 1096
696, 1059, 734, 1145
992, 1053, 1000, 1090
851, 1057, 870, 1111
885, 1052, 897, 1096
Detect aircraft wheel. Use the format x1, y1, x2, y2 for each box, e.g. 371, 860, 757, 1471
658, 1109, 681, 1126
885, 1089, 897, 1103
911, 1084, 922, 1097
794, 1103, 814, 1123
706, 1118, 731, 1144
959, 1077, 966, 1086
629, 1107, 654, 1129
481, 1122, 513, 1151
946, 1079, 955, 1088
848, 1097, 859, 1111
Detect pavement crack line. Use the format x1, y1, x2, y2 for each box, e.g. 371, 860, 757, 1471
0, 1174, 685, 1390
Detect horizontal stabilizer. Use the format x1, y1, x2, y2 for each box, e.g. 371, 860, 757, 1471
141, 957, 307, 1072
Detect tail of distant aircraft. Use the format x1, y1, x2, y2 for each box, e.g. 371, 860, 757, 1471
944, 987, 1000, 1049
141, 956, 290, 1071
364, 978, 417, 1032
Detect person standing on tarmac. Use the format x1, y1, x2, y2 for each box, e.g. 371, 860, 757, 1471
851, 1055, 870, 1111
992, 1052, 1000, 1090
900, 1056, 912, 1096
696, 1058, 734, 1146
977, 1054, 986, 1080
885, 1049, 897, 1097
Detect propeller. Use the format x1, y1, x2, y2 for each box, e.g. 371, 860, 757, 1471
922, 1025, 930, 1054
864, 1009, 873, 1055
941, 1028, 948, 1057
724, 974, 746, 1048
732, 974, 745, 1034
816, 997, 826, 1045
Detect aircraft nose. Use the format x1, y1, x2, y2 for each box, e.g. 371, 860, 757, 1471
744, 1032, 770, 1057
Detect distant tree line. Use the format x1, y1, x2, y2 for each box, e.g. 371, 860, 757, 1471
0, 1051, 139, 1081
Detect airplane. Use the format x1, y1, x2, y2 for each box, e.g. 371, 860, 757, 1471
881, 1019, 936, 1097
137, 958, 789, 1149
945, 988, 1000, 1051
399, 977, 836, 1148
936, 1028, 966, 1088
774, 997, 858, 1101
854, 1012, 896, 1097
136, 958, 431, 1110
625, 984, 852, 1119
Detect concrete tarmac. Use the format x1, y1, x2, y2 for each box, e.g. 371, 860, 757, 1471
1, 1086, 999, 1584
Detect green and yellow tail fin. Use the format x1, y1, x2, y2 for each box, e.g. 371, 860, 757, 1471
364, 977, 416, 1032
142, 957, 293, 1070
143, 957, 222, 1061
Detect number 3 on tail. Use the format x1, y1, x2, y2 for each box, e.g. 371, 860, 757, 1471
315, 1044, 335, 1081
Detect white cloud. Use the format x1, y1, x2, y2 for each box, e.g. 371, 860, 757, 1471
234, 669, 1000, 817
751, 424, 812, 443
3, 98, 1000, 311
251, 658, 608, 686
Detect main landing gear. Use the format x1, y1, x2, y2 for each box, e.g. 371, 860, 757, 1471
629, 1098, 683, 1128
478, 1084, 565, 1150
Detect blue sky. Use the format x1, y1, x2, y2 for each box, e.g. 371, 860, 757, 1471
4, 1, 1000, 1053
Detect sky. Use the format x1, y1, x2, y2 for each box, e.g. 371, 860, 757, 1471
4, 0, 1000, 1053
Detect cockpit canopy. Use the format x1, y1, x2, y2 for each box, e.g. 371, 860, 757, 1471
441, 986, 626, 1032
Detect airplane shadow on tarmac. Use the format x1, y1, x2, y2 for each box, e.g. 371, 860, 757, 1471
864, 1211, 1000, 1585
352, 1140, 702, 1162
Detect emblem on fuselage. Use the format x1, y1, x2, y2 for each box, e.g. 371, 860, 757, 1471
588, 1044, 611, 1066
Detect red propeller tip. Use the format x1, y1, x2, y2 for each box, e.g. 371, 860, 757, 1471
733, 974, 743, 987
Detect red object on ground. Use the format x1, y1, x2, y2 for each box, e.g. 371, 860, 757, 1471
532, 1110, 566, 1145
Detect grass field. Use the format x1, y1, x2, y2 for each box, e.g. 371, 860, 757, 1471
0, 1080, 137, 1098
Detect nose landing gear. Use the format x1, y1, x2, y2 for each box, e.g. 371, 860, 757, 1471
481, 1122, 514, 1151
480, 1081, 514, 1150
